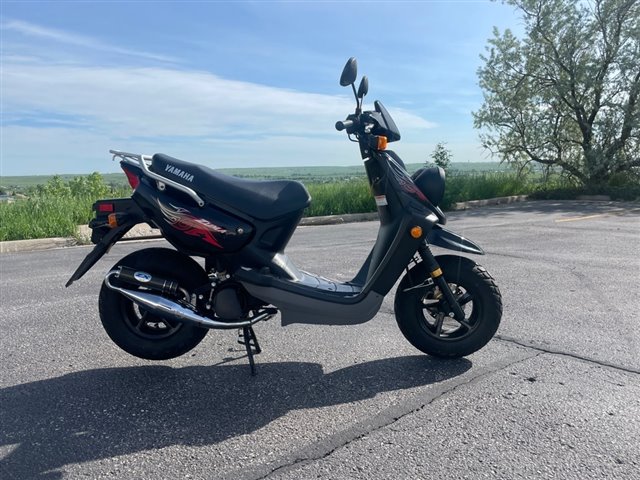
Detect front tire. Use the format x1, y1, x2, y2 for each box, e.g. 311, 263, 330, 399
99, 248, 209, 360
394, 255, 502, 358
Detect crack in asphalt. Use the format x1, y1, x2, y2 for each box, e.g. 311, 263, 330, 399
237, 349, 540, 480
242, 333, 640, 480
495, 335, 640, 375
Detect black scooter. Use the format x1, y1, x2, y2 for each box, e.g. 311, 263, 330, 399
67, 58, 502, 374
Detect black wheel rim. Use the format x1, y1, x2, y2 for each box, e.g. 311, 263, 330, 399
419, 283, 480, 341
119, 290, 183, 340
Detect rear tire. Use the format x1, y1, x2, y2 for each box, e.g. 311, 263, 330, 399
99, 248, 209, 360
394, 255, 502, 358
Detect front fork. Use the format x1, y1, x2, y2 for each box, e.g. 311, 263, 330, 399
418, 243, 466, 321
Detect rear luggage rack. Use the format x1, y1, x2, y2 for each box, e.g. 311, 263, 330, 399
110, 149, 205, 207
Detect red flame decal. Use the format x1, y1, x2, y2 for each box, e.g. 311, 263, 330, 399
157, 200, 227, 248
387, 156, 428, 202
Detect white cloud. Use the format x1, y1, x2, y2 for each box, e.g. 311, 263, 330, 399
1, 17, 443, 175
2, 59, 437, 174
2, 19, 176, 63
3, 62, 435, 135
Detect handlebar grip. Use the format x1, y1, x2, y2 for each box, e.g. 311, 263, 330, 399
335, 120, 354, 131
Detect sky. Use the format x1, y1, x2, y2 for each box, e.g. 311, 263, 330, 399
1, 1, 523, 176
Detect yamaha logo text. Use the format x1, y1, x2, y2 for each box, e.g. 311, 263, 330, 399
165, 164, 195, 182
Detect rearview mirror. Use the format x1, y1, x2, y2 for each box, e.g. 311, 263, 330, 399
340, 57, 357, 86
357, 76, 368, 99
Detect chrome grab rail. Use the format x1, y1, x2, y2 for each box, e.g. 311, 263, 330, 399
110, 149, 205, 207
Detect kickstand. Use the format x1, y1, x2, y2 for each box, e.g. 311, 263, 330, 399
238, 326, 261, 376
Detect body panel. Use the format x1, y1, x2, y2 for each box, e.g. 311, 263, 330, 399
133, 180, 254, 254
427, 225, 485, 255
242, 281, 384, 326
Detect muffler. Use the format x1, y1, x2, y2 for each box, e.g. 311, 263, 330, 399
104, 270, 274, 330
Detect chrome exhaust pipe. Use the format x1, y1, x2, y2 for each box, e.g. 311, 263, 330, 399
104, 271, 275, 330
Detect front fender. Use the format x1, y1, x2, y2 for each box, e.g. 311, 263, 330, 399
427, 225, 484, 255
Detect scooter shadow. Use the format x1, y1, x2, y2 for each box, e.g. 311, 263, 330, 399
0, 355, 471, 479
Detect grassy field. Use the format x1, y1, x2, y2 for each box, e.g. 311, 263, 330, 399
0, 196, 99, 241
1, 173, 130, 192
1, 168, 540, 242
217, 161, 509, 179
8, 161, 627, 243
1, 162, 510, 194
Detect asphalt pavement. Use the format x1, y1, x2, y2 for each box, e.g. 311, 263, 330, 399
1, 200, 639, 479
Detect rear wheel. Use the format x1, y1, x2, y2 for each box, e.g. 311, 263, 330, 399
394, 255, 502, 358
99, 248, 209, 360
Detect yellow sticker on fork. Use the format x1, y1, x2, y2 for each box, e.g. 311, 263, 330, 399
431, 268, 443, 278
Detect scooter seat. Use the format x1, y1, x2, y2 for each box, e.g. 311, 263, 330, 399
151, 154, 311, 220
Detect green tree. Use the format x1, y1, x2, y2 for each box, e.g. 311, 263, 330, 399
68, 176, 88, 196
85, 172, 110, 197
67, 173, 110, 197
42, 175, 71, 197
429, 142, 453, 171
474, 0, 640, 185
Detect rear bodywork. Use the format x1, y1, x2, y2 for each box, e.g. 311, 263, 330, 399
65, 198, 145, 287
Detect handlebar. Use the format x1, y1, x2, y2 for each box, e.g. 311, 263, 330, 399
335, 119, 354, 131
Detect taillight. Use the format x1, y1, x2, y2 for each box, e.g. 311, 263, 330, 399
97, 203, 114, 213
122, 167, 140, 189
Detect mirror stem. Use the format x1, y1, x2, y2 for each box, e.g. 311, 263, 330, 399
351, 84, 361, 113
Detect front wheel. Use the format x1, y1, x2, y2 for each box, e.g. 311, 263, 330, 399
394, 255, 502, 358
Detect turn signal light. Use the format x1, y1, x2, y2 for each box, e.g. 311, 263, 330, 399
377, 136, 388, 150
410, 226, 423, 238
108, 213, 118, 228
